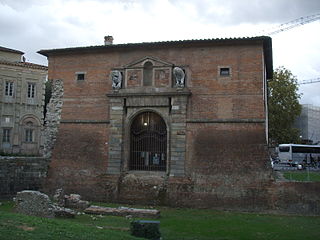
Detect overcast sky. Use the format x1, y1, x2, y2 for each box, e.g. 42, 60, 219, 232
1, 0, 320, 105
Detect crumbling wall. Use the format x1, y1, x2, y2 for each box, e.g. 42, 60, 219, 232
43, 79, 64, 158
0, 157, 49, 197
268, 182, 320, 215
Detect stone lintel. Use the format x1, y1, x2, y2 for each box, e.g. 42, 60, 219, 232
126, 96, 169, 107
106, 89, 191, 98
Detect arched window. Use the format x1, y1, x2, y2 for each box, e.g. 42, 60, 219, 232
143, 61, 153, 86
130, 111, 167, 171
21, 117, 39, 143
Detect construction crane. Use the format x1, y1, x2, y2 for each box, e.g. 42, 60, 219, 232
298, 77, 320, 85
257, 14, 320, 85
258, 13, 320, 36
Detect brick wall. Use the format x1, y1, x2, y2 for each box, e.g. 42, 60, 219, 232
0, 157, 49, 197
44, 123, 108, 200
43, 40, 275, 210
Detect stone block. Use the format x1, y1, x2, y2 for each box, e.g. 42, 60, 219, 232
84, 205, 160, 218
107, 167, 121, 174
131, 220, 161, 240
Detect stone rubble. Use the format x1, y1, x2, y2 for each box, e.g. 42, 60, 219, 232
53, 188, 90, 210
14, 190, 75, 218
14, 189, 160, 219
65, 194, 90, 210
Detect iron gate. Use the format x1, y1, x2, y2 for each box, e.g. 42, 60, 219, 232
130, 111, 167, 171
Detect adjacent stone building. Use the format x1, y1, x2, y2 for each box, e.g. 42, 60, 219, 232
294, 104, 320, 144
0, 46, 47, 155
39, 36, 274, 210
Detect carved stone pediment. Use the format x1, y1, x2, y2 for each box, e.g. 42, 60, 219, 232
123, 56, 174, 69
110, 56, 186, 89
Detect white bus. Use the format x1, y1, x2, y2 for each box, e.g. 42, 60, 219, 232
277, 144, 320, 166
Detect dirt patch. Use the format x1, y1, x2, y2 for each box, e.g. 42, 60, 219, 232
17, 225, 35, 231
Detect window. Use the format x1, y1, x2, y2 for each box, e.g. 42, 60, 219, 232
292, 146, 320, 154
279, 146, 290, 152
2, 129, 10, 143
219, 67, 230, 76
4, 117, 10, 123
76, 73, 85, 81
143, 62, 153, 86
27, 83, 36, 98
25, 129, 33, 142
5, 81, 14, 96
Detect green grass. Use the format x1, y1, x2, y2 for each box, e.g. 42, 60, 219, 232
283, 171, 320, 182
0, 202, 141, 240
1, 201, 320, 240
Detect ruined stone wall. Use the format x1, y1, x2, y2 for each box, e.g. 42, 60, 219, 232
43, 79, 64, 158
0, 157, 49, 197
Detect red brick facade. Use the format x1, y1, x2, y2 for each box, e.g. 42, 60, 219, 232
40, 37, 277, 210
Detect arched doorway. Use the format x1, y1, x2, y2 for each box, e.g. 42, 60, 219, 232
130, 111, 167, 171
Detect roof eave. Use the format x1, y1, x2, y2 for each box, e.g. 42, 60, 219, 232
38, 36, 273, 78
38, 36, 272, 57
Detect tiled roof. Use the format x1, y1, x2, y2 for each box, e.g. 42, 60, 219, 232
38, 36, 272, 78
0, 60, 48, 71
0, 46, 24, 55
38, 36, 271, 55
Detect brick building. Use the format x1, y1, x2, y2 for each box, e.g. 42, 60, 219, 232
0, 46, 47, 155
39, 36, 274, 209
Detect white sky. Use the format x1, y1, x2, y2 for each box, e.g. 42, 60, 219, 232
1, 0, 320, 105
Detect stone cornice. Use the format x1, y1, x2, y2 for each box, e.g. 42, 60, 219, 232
106, 89, 191, 98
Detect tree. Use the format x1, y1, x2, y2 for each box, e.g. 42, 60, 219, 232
43, 79, 52, 121
268, 66, 302, 145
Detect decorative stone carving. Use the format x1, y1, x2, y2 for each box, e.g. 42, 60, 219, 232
173, 67, 185, 88
111, 70, 122, 90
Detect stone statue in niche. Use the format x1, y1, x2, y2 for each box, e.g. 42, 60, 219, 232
111, 70, 122, 90
173, 67, 185, 88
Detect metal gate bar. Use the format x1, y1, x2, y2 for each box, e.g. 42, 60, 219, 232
130, 112, 166, 171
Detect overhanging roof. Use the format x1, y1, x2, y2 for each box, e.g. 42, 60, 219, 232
0, 46, 24, 55
38, 36, 273, 79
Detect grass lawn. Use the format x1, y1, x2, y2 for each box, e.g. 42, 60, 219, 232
283, 171, 320, 182
1, 201, 320, 240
